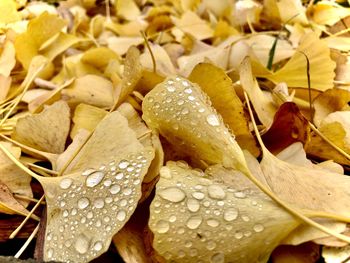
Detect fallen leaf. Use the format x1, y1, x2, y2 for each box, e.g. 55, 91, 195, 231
62, 74, 115, 108
172, 11, 214, 41
34, 110, 155, 262
81, 47, 120, 70
188, 62, 259, 156
70, 103, 107, 139
309, 1, 350, 26
313, 88, 350, 127
0, 141, 32, 207
14, 12, 66, 69
0, 0, 21, 24
271, 242, 320, 263
0, 40, 16, 77
149, 161, 299, 262
12, 100, 71, 154
261, 102, 310, 154
116, 0, 141, 21
254, 32, 336, 91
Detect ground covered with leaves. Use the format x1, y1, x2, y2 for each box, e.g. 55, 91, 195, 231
2, 0, 350, 262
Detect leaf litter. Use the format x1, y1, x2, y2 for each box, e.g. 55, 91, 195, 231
2, 0, 350, 262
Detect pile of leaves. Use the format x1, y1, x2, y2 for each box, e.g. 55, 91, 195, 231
2, 0, 350, 262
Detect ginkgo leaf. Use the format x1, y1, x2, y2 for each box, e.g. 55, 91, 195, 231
310, 1, 350, 26
81, 47, 120, 70
0, 0, 21, 24
149, 161, 299, 262
261, 102, 310, 154
12, 100, 71, 154
313, 88, 350, 128
107, 37, 144, 56
0, 40, 16, 77
142, 75, 247, 171
62, 74, 115, 108
26, 110, 156, 262
14, 12, 66, 69
70, 103, 107, 139
116, 0, 141, 21
172, 11, 214, 40
188, 62, 259, 156
239, 57, 276, 128
0, 180, 32, 217
254, 32, 336, 91
306, 112, 350, 166
0, 142, 32, 207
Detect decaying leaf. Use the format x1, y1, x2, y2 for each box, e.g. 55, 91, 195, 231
188, 62, 259, 156
12, 100, 70, 154
262, 102, 310, 154
149, 161, 299, 262
0, 142, 32, 207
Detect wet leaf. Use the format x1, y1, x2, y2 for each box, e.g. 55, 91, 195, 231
188, 62, 259, 156
149, 161, 298, 262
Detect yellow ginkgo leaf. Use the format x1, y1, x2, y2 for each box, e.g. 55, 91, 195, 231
142, 75, 247, 171
70, 103, 108, 139
12, 100, 70, 154
19, 110, 157, 262
172, 11, 214, 40
14, 12, 66, 69
81, 47, 120, 70
149, 161, 299, 262
116, 0, 141, 21
254, 32, 336, 91
188, 62, 259, 156
0, 0, 21, 24
62, 75, 115, 109
310, 1, 350, 26
0, 40, 16, 77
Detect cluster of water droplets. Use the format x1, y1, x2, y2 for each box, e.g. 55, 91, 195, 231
142, 76, 237, 165
44, 150, 153, 263
149, 161, 273, 263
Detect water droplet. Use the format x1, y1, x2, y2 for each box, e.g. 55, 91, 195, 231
187, 198, 200, 212
189, 248, 198, 257
82, 168, 95, 176
78, 197, 90, 209
159, 187, 186, 203
62, 210, 69, 217
211, 252, 225, 263
86, 171, 105, 188
155, 220, 170, 233
119, 160, 129, 169
47, 248, 53, 258
198, 107, 205, 113
208, 185, 226, 200
184, 87, 192, 93
177, 99, 185, 105
109, 184, 121, 194
93, 241, 103, 251
126, 166, 134, 172
244, 231, 252, 237
123, 188, 132, 196
181, 107, 189, 115
59, 178, 73, 190
105, 196, 113, 203
192, 191, 205, 200
147, 96, 154, 102
206, 219, 220, 227
206, 240, 216, 250
115, 172, 124, 180
206, 114, 220, 126
242, 215, 250, 222
178, 250, 186, 258
74, 234, 90, 254
71, 208, 77, 215
117, 210, 126, 221
169, 215, 177, 222
167, 85, 176, 92
188, 95, 195, 101
223, 208, 238, 221
87, 211, 93, 219
95, 220, 102, 227
94, 198, 104, 209
186, 216, 202, 229
234, 231, 243, 239
234, 191, 246, 198
103, 179, 112, 187
160, 167, 172, 179
253, 224, 264, 233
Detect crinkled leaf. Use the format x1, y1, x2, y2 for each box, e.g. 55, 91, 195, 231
149, 161, 298, 262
